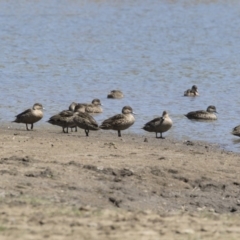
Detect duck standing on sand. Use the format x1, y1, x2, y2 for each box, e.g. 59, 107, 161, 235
73, 104, 99, 137
232, 125, 240, 137
184, 85, 199, 96
47, 104, 86, 133
47, 110, 77, 133
100, 106, 135, 137
107, 90, 124, 99
142, 111, 173, 139
13, 103, 44, 130
184, 105, 217, 120
68, 102, 85, 132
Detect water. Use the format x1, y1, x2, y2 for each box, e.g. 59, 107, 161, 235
1, 0, 240, 152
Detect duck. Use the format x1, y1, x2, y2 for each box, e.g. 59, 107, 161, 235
184, 85, 199, 96
79, 99, 103, 113
142, 111, 173, 139
70, 103, 86, 132
232, 125, 240, 137
47, 110, 76, 133
107, 90, 124, 99
47, 105, 85, 133
100, 106, 135, 137
13, 103, 44, 130
68, 102, 78, 111
185, 105, 217, 120
73, 111, 99, 137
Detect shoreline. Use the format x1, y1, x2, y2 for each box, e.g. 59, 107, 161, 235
0, 121, 231, 152
4, 110, 240, 154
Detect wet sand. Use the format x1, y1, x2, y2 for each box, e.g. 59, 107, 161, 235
0, 126, 240, 239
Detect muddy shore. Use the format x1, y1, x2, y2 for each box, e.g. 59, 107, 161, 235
0, 125, 240, 239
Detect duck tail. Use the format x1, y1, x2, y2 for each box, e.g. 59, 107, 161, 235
12, 118, 19, 123
142, 125, 150, 131
47, 119, 54, 124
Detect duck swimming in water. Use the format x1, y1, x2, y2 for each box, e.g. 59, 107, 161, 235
80, 99, 103, 113
142, 111, 173, 139
185, 105, 217, 120
184, 85, 199, 96
100, 106, 135, 137
232, 125, 240, 137
13, 103, 44, 130
107, 90, 124, 99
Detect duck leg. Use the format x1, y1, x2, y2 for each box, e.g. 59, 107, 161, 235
63, 127, 68, 133
85, 129, 89, 137
75, 126, 77, 132
159, 133, 165, 139
118, 130, 121, 137
160, 133, 164, 139
155, 132, 158, 138
26, 124, 29, 131
31, 124, 34, 130
156, 132, 165, 139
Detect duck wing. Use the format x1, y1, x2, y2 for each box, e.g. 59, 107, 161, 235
184, 89, 191, 95
48, 110, 74, 126
15, 108, 32, 118
58, 110, 74, 117
185, 110, 206, 119
13, 108, 33, 123
143, 117, 164, 131
100, 114, 124, 129
74, 112, 99, 130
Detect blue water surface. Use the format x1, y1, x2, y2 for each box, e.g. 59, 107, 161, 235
1, 0, 240, 152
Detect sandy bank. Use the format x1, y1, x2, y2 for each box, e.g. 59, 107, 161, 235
0, 126, 240, 239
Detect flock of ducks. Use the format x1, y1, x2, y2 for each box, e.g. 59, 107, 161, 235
12, 86, 240, 139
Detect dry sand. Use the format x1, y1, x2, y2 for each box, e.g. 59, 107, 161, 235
0, 125, 240, 239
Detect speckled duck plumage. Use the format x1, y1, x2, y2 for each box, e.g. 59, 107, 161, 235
100, 106, 135, 137
73, 110, 99, 137
142, 111, 173, 139
185, 105, 217, 120
47, 105, 85, 133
